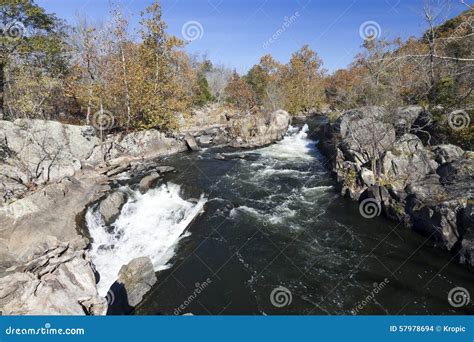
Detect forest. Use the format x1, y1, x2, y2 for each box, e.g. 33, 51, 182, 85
1, 0, 473, 145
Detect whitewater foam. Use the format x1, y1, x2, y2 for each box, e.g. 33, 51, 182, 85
87, 183, 207, 296
258, 124, 315, 160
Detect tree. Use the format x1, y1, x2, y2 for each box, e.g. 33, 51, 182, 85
224, 71, 255, 111
206, 65, 233, 103
1, 0, 66, 119
136, 0, 189, 130
282, 45, 325, 114
193, 59, 214, 106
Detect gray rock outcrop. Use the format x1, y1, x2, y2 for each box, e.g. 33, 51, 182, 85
0, 237, 106, 315
317, 105, 473, 266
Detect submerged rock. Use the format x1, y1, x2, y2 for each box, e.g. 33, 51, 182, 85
139, 172, 161, 194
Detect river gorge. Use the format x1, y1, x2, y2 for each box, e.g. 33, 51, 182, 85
85, 122, 473, 315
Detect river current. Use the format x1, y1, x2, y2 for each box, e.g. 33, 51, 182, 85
87, 123, 473, 315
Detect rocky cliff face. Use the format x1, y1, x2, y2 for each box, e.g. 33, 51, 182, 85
317, 106, 473, 266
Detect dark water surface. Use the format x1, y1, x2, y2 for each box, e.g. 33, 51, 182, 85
95, 124, 472, 315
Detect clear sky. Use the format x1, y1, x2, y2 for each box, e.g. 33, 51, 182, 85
36, 0, 467, 73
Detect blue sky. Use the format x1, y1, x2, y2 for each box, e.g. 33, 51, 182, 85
36, 0, 467, 73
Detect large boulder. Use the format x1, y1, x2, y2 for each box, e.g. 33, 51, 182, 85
184, 133, 200, 151
229, 110, 291, 148
107, 257, 157, 314
98, 191, 127, 225
382, 134, 438, 190
433, 144, 465, 164
0, 237, 106, 315
393, 106, 425, 136
336, 107, 396, 167
108, 129, 187, 160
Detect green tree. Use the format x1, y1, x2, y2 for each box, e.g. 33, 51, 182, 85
1, 0, 66, 118
244, 64, 269, 106
194, 59, 214, 106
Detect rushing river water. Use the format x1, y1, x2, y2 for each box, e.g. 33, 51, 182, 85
87, 123, 473, 315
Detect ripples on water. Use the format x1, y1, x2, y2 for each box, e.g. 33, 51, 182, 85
87, 124, 473, 315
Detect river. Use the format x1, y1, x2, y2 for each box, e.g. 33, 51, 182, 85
86, 123, 473, 315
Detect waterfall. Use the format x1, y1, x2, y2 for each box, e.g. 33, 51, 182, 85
87, 183, 207, 296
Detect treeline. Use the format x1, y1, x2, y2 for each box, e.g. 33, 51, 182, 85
1, 0, 472, 136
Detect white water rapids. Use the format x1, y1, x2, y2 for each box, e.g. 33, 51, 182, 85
87, 183, 207, 296
87, 124, 321, 296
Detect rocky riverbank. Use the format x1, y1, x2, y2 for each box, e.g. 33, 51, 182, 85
0, 109, 291, 315
314, 106, 473, 267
